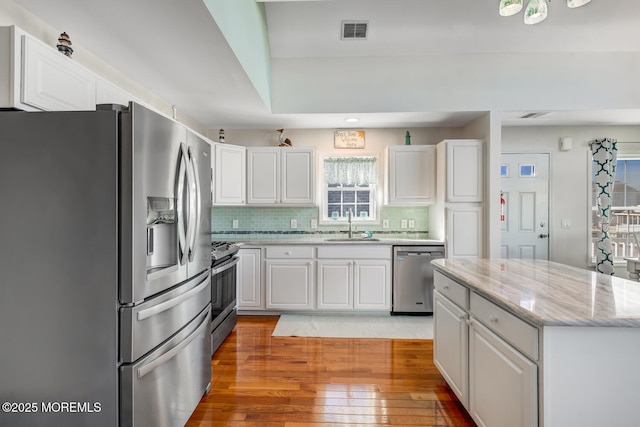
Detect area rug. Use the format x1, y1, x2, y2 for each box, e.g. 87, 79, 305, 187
272, 314, 433, 339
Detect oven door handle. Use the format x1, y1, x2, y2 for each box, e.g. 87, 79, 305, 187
212, 256, 239, 275
137, 273, 211, 321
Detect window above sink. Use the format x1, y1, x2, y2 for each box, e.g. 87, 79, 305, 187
320, 155, 380, 225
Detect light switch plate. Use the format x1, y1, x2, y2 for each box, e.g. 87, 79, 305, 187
311, 219, 318, 229
401, 219, 408, 229
382, 219, 389, 229
232, 219, 239, 229
290, 219, 297, 229
561, 218, 572, 229
408, 219, 415, 229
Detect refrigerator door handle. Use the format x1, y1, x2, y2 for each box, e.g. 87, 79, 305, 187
136, 308, 209, 379
186, 147, 200, 262
177, 143, 189, 265
136, 273, 211, 321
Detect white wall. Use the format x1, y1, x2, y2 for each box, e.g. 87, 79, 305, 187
271, 53, 640, 115
461, 112, 501, 258
502, 125, 640, 269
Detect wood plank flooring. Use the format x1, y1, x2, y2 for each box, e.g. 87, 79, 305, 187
187, 315, 476, 427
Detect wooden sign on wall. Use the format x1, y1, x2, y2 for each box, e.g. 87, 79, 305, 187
334, 130, 365, 149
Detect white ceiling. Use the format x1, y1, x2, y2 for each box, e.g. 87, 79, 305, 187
13, 0, 640, 130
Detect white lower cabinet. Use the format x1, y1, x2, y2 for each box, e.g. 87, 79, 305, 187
353, 260, 390, 310
316, 245, 391, 311
433, 291, 469, 408
265, 257, 314, 310
433, 271, 538, 427
317, 260, 352, 309
469, 319, 537, 427
242, 244, 391, 313
316, 259, 391, 310
237, 248, 262, 309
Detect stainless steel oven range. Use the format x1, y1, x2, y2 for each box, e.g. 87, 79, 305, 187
210, 241, 240, 354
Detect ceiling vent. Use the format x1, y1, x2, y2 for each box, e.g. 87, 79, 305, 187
341, 21, 368, 40
520, 112, 551, 119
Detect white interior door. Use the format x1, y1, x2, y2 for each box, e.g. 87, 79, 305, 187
501, 153, 549, 259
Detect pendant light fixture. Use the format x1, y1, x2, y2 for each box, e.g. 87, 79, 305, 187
499, 0, 523, 16
567, 0, 591, 8
499, 0, 592, 25
524, 0, 548, 25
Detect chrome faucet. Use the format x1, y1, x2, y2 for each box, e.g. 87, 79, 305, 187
348, 209, 353, 238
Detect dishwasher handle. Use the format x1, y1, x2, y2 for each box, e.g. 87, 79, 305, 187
397, 250, 443, 257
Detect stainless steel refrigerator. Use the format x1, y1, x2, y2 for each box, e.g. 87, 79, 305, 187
0, 102, 212, 426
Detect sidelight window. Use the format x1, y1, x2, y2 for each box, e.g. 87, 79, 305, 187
591, 157, 640, 261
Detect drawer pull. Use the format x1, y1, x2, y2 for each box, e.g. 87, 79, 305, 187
285, 251, 292, 255
443, 284, 450, 290
489, 314, 498, 323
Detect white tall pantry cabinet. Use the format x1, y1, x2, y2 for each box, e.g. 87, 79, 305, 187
435, 140, 484, 258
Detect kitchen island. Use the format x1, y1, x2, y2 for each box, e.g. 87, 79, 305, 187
431, 258, 640, 427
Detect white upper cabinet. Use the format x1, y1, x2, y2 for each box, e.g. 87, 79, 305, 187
247, 148, 280, 204
1, 26, 96, 111
281, 148, 315, 204
1, 26, 141, 112
443, 140, 484, 203
95, 78, 138, 106
247, 147, 315, 205
213, 143, 246, 205
386, 145, 436, 205
21, 33, 96, 111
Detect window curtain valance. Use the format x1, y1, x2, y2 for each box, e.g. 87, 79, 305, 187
323, 156, 377, 186
591, 138, 618, 275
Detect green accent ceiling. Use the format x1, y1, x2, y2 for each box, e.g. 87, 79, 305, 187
203, 0, 272, 108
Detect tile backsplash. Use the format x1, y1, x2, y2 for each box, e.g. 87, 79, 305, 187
211, 205, 429, 234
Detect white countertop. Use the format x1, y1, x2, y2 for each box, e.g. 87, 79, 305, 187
432, 258, 640, 328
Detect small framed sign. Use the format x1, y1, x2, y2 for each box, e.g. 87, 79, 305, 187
334, 130, 365, 149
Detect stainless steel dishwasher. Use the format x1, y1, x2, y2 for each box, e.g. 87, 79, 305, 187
392, 245, 445, 315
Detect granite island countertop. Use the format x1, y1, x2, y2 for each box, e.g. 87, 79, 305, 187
432, 258, 640, 328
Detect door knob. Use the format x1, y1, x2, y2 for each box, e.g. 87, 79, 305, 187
539, 233, 549, 239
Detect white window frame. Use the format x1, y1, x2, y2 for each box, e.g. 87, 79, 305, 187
319, 153, 381, 225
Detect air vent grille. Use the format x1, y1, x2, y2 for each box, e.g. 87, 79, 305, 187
520, 112, 551, 119
342, 21, 368, 40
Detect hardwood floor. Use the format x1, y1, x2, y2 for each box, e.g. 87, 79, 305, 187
187, 315, 476, 427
